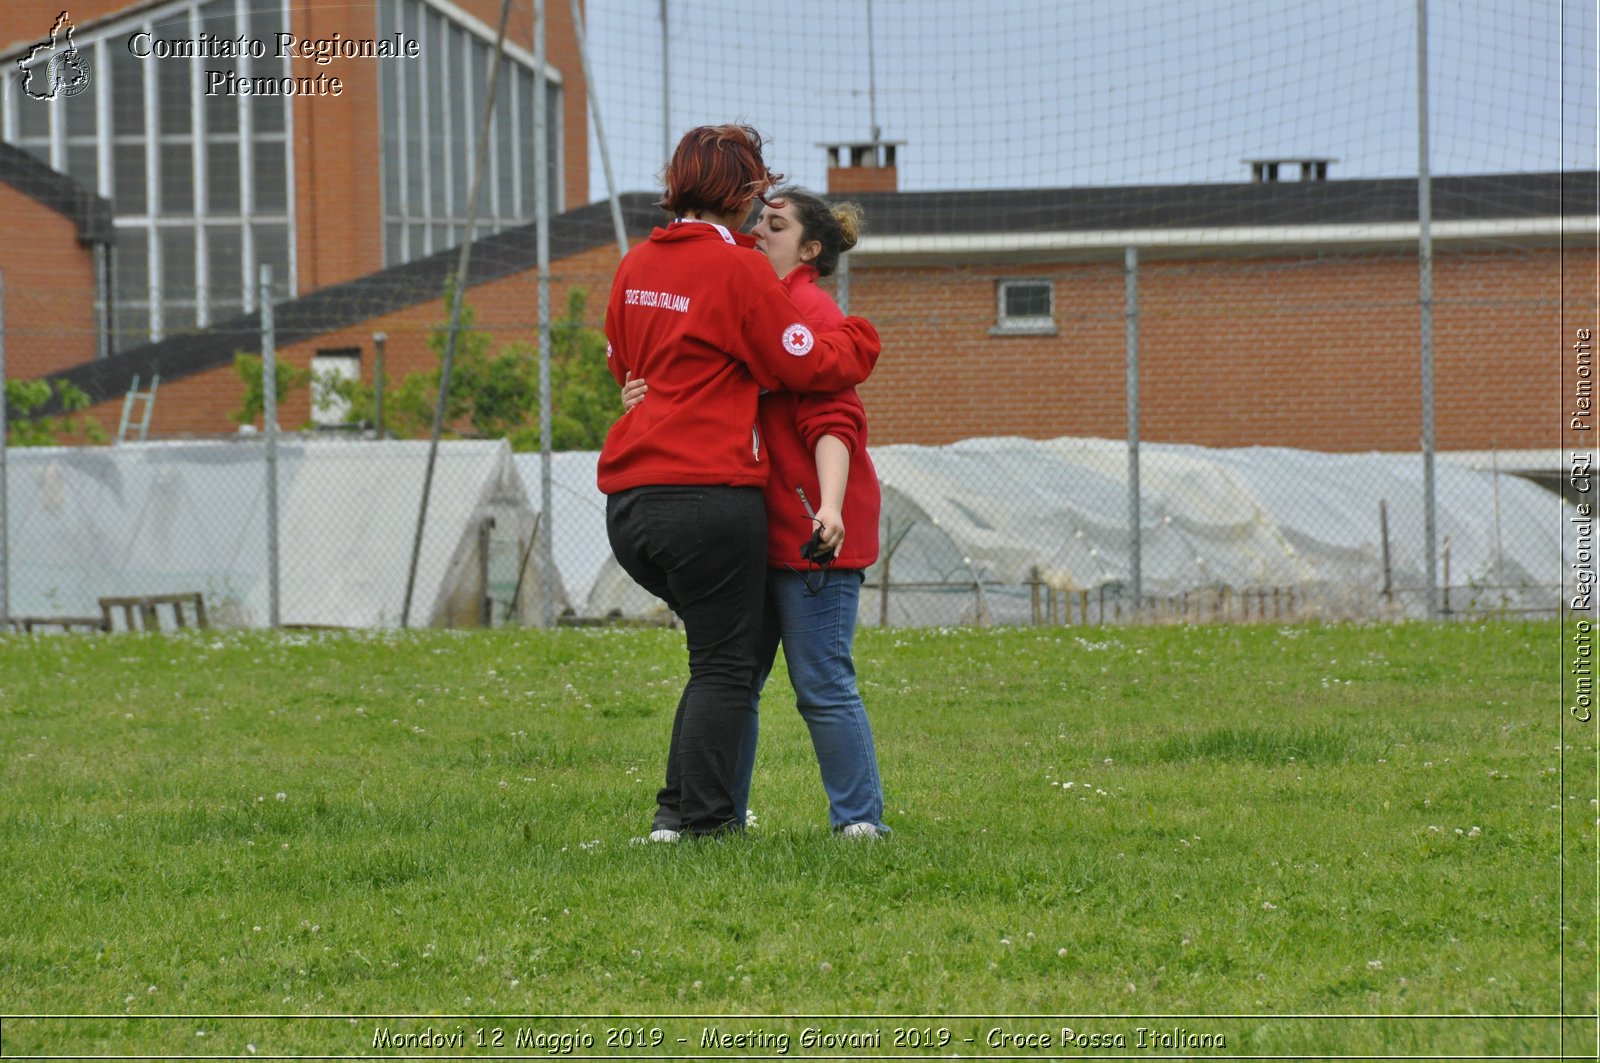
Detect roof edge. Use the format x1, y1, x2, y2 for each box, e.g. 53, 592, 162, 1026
0, 142, 115, 245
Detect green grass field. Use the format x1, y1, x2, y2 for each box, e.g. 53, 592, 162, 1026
0, 620, 1593, 1058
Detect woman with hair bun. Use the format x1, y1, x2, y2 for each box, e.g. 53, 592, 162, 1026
600, 129, 883, 842
625, 185, 889, 839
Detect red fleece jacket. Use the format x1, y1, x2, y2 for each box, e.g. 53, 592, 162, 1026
596, 220, 880, 494
758, 265, 881, 571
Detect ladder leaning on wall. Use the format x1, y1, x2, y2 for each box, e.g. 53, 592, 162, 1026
116, 372, 158, 443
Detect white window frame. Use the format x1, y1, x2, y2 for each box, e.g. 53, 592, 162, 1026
379, 0, 564, 268
992, 278, 1057, 336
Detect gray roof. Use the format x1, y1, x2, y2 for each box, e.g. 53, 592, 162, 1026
843, 171, 1594, 236
0, 141, 114, 245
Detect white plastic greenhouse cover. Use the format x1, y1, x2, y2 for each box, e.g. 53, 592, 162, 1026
5, 436, 1567, 631
574, 436, 1571, 626
7, 439, 567, 628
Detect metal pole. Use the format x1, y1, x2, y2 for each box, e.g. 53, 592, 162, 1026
95, 244, 112, 361
866, 0, 879, 142
569, 0, 628, 257
260, 264, 280, 629
536, 0, 556, 627
401, 0, 514, 629
837, 253, 850, 316
1125, 246, 1142, 609
0, 270, 9, 628
1417, 0, 1439, 618
372, 331, 386, 438
1380, 499, 1393, 604
660, 0, 669, 164
1490, 443, 1505, 597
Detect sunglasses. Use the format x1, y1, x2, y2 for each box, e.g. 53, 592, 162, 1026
787, 488, 836, 596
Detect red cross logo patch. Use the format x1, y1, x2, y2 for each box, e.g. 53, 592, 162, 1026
782, 323, 815, 357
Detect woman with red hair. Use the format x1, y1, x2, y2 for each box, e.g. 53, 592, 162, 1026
598, 124, 882, 841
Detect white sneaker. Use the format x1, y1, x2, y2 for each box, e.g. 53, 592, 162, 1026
646, 828, 681, 843
840, 823, 882, 840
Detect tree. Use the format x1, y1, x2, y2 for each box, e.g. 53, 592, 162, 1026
5, 379, 107, 445
329, 284, 617, 451
230, 352, 312, 428
514, 287, 617, 451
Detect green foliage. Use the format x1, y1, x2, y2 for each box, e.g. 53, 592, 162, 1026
329, 283, 616, 450
533, 288, 618, 451
230, 352, 312, 427
4, 378, 107, 445
0, 620, 1575, 1056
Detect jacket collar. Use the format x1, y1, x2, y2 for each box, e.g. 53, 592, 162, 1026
650, 218, 757, 248
782, 263, 820, 289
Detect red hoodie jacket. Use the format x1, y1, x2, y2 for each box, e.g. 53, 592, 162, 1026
596, 220, 880, 494
759, 266, 881, 571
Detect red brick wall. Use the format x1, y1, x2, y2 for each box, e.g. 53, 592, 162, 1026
61, 241, 1594, 452
289, 1, 384, 292
5, 1, 133, 45
847, 246, 1591, 452
0, 184, 100, 379
827, 167, 899, 195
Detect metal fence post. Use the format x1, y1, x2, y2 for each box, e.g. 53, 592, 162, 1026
536, 0, 556, 627
1417, 0, 1439, 618
1125, 246, 1142, 609
261, 264, 281, 629
372, 331, 387, 439
0, 269, 9, 628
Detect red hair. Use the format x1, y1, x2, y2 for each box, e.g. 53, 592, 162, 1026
657, 124, 783, 218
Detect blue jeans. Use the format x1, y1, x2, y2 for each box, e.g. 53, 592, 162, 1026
733, 568, 887, 832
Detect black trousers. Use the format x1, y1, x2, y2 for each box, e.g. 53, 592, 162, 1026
605, 485, 767, 836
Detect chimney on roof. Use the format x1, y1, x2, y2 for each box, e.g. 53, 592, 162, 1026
820, 138, 903, 194
1245, 157, 1336, 182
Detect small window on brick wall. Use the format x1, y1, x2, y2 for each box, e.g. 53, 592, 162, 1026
992, 278, 1056, 336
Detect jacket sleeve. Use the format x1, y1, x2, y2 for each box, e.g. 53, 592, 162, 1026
734, 283, 880, 394
795, 389, 867, 454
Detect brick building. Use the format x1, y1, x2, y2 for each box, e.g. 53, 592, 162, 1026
13, 166, 1596, 456
2, 0, 587, 358
0, 2, 1592, 454
0, 141, 113, 376
839, 171, 1595, 453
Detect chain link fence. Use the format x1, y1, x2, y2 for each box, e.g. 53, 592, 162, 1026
0, 0, 1593, 632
